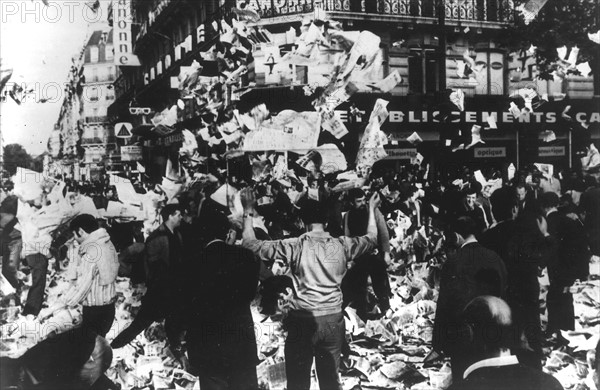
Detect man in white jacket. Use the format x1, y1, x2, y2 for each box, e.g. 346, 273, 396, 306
39, 214, 119, 338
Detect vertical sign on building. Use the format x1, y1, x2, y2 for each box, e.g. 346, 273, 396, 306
113, 0, 141, 66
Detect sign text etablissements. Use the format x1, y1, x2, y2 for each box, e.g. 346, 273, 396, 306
474, 147, 506, 158
385, 148, 418, 160
113, 0, 141, 66
336, 110, 600, 125
538, 146, 566, 157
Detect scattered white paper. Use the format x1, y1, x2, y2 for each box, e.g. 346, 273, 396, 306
407, 132, 423, 145
508, 163, 516, 181
542, 130, 556, 142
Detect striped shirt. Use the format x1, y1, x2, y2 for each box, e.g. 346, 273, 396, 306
63, 228, 118, 307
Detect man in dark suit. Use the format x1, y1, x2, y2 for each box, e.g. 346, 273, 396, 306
447, 296, 563, 390
541, 192, 591, 333
433, 216, 507, 381
111, 204, 185, 350
481, 196, 553, 370
184, 208, 260, 390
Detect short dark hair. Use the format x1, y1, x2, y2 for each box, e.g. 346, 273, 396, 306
452, 216, 478, 238
539, 192, 559, 209
348, 188, 365, 200
160, 204, 183, 222
299, 199, 328, 226
462, 296, 516, 351
201, 208, 231, 242
70, 214, 99, 234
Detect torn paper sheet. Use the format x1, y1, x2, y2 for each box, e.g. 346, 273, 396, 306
356, 121, 388, 177
407, 132, 423, 145
242, 110, 321, 152
509, 102, 521, 119
104, 201, 144, 220
210, 184, 238, 208
159, 177, 183, 202
516, 0, 549, 24
450, 89, 465, 111
466, 125, 484, 149
542, 130, 556, 142
535, 163, 554, 179
369, 70, 402, 93
486, 115, 498, 129
589, 30, 600, 44
576, 62, 592, 77
12, 168, 47, 202
508, 163, 516, 181
410, 152, 424, 166
321, 110, 349, 139
340, 31, 381, 80
110, 175, 142, 206
474, 170, 487, 188
151, 105, 178, 127
316, 144, 348, 175
369, 99, 389, 126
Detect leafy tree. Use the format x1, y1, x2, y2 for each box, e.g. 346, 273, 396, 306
3, 143, 33, 175
503, 0, 599, 82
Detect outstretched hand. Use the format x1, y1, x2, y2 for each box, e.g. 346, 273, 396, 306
369, 192, 382, 210
240, 187, 256, 211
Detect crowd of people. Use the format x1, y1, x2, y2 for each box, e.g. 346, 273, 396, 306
0, 158, 599, 390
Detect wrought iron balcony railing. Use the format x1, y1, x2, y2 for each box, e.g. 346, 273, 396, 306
252, 0, 514, 24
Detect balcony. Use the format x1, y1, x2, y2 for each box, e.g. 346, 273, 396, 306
85, 116, 109, 123
253, 0, 514, 26
81, 136, 117, 145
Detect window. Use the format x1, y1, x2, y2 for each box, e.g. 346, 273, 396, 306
473, 50, 505, 95
91, 67, 98, 82
90, 47, 99, 63
106, 45, 114, 60
408, 49, 439, 94
88, 87, 99, 101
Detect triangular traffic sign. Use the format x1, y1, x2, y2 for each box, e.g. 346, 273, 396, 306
115, 122, 133, 138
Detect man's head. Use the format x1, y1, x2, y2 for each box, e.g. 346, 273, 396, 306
70, 214, 100, 244
202, 208, 236, 245
482, 184, 493, 199
299, 199, 328, 230
515, 184, 528, 202
461, 296, 515, 359
539, 191, 559, 214
452, 216, 478, 244
387, 182, 401, 203
348, 188, 366, 210
465, 187, 478, 210
161, 204, 183, 230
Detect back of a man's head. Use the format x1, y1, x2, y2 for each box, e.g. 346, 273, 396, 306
452, 216, 478, 239
299, 199, 328, 227
70, 214, 99, 234
462, 296, 515, 354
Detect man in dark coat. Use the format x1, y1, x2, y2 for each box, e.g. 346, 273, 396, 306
541, 192, 591, 332
111, 204, 185, 350
481, 196, 553, 370
433, 216, 507, 381
447, 296, 563, 390
184, 209, 260, 390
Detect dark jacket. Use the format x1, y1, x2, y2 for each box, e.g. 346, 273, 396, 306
433, 242, 507, 355
144, 223, 183, 291
546, 211, 591, 287
447, 362, 563, 390
184, 241, 260, 389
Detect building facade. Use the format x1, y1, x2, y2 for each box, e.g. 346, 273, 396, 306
107, 0, 598, 177
80, 27, 119, 180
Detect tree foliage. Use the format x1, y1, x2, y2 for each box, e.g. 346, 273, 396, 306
504, 0, 599, 79
3, 143, 33, 175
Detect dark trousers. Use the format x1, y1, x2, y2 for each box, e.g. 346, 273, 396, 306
1, 236, 22, 289
23, 253, 48, 316
111, 288, 180, 348
547, 285, 575, 332
342, 253, 390, 319
82, 304, 116, 338
509, 297, 542, 370
284, 311, 345, 390
187, 314, 258, 390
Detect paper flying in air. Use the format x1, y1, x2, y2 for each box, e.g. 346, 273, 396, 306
542, 130, 556, 142
516, 0, 549, 24
407, 132, 423, 145
450, 89, 465, 111
508, 163, 516, 181
576, 62, 592, 77
589, 30, 600, 44
486, 115, 497, 129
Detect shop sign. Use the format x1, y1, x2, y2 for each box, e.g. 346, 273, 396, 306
538, 146, 565, 157
121, 146, 143, 161
156, 132, 185, 146
385, 148, 418, 160
112, 0, 141, 66
474, 147, 506, 158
